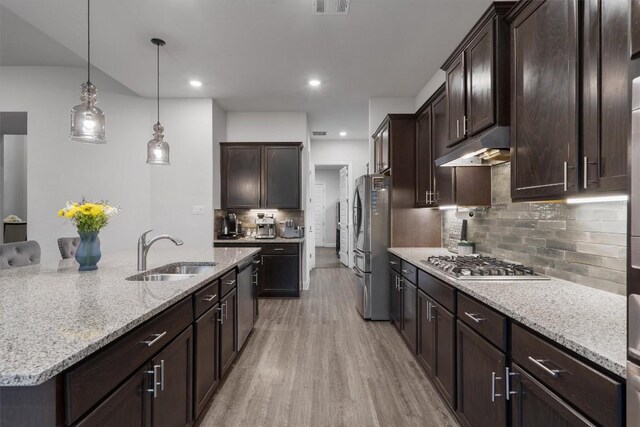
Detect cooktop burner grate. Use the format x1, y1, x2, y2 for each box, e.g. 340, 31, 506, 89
421, 255, 549, 281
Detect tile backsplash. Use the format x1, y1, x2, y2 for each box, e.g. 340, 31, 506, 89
442, 163, 627, 295
214, 209, 304, 238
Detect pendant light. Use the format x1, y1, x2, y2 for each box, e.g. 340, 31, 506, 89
147, 38, 170, 165
70, 0, 106, 144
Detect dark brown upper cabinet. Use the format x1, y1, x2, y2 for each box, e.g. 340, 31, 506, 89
373, 122, 391, 174
442, 2, 513, 148
508, 0, 629, 201
221, 142, 302, 210
416, 86, 491, 208
582, 0, 629, 193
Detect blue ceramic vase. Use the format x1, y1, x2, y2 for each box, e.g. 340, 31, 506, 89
76, 231, 101, 271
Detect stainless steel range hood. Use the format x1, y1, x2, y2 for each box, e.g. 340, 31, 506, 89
435, 126, 510, 167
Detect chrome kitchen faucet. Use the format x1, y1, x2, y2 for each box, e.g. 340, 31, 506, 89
137, 229, 183, 271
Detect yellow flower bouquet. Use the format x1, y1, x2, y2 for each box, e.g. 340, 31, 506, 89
58, 197, 120, 271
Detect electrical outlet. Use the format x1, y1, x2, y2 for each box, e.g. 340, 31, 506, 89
192, 205, 205, 215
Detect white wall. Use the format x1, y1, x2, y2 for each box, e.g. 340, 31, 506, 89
3, 134, 27, 219
310, 139, 368, 183
314, 169, 340, 246
415, 70, 445, 110
212, 101, 226, 210
368, 98, 415, 166
149, 99, 214, 249
0, 66, 220, 261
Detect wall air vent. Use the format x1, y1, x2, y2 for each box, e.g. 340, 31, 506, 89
312, 131, 327, 136
313, 0, 350, 15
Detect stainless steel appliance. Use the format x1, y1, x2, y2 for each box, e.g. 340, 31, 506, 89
237, 258, 255, 350
219, 213, 238, 239
352, 174, 390, 320
424, 255, 549, 281
255, 213, 276, 239
629, 48, 640, 425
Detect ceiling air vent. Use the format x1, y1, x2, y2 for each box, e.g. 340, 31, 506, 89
313, 0, 350, 15
312, 131, 327, 136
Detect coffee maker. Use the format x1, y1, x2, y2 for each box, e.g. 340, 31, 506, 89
219, 213, 238, 239
255, 213, 276, 239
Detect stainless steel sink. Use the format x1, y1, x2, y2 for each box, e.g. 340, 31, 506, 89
126, 262, 216, 282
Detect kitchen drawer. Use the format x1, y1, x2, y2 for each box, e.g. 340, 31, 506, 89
389, 253, 402, 273
261, 244, 299, 255
220, 269, 237, 297
457, 293, 507, 352
194, 279, 220, 318
511, 324, 623, 427
401, 261, 417, 284
418, 269, 455, 313
65, 297, 193, 424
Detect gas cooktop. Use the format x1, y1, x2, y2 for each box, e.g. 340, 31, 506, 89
422, 255, 549, 281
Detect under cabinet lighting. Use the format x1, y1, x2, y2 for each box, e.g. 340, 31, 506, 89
189, 80, 202, 87
566, 195, 628, 204
439, 205, 457, 210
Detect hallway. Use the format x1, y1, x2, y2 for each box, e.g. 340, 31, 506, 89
315, 246, 346, 269
199, 267, 458, 427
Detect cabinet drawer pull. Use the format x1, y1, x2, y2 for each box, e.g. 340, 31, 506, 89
390, 261, 398, 265
141, 331, 167, 347
253, 259, 261, 265
527, 356, 561, 377
464, 312, 486, 323
402, 269, 409, 274
273, 248, 284, 251
491, 371, 503, 402
225, 279, 236, 286
202, 294, 217, 302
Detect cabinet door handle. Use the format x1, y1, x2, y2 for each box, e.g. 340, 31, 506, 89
491, 371, 503, 402
141, 331, 167, 347
146, 364, 161, 398
456, 119, 460, 138
464, 312, 486, 323
427, 301, 432, 322
202, 294, 217, 302
463, 115, 467, 135
527, 356, 561, 377
215, 306, 223, 323
563, 161, 568, 192
159, 359, 165, 392
583, 156, 588, 189
505, 367, 518, 400
224, 301, 229, 320
398, 278, 403, 290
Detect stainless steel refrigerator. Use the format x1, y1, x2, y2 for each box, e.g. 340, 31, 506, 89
352, 174, 390, 320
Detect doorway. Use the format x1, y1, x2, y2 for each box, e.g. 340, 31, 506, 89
309, 161, 352, 270
0, 112, 28, 243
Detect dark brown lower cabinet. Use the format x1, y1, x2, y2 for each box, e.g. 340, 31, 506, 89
76, 367, 148, 427
220, 289, 238, 378
151, 327, 193, 427
456, 321, 507, 427
194, 304, 220, 419
509, 364, 596, 427
259, 254, 299, 297
390, 269, 402, 331
417, 292, 436, 376
400, 278, 417, 353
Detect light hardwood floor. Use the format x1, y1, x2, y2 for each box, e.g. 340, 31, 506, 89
199, 267, 459, 427
315, 246, 346, 268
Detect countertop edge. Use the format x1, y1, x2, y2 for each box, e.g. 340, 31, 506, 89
1, 248, 261, 386
388, 248, 626, 379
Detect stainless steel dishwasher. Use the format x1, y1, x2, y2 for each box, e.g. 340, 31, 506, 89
236, 259, 255, 351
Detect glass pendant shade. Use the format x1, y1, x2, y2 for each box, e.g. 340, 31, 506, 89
70, 82, 106, 144
146, 122, 170, 165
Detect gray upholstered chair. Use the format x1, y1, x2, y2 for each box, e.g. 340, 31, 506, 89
0, 240, 41, 269
58, 237, 81, 259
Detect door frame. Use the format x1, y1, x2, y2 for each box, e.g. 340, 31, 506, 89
308, 161, 354, 272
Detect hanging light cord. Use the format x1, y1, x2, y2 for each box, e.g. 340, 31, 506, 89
87, 0, 91, 84
157, 42, 160, 124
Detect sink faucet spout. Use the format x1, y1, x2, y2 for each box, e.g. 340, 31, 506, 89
137, 229, 184, 271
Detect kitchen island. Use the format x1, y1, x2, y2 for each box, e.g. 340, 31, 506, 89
0, 246, 260, 426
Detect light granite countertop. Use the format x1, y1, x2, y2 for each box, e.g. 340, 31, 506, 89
213, 237, 305, 244
0, 246, 260, 386
388, 247, 627, 378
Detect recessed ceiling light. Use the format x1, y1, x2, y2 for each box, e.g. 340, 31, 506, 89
189, 80, 202, 88
339, 131, 347, 137
308, 79, 321, 87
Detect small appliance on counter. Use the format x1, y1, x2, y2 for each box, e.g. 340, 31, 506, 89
282, 218, 304, 238
255, 213, 276, 239
218, 213, 238, 239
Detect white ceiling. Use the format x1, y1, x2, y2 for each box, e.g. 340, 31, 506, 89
0, 0, 493, 140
